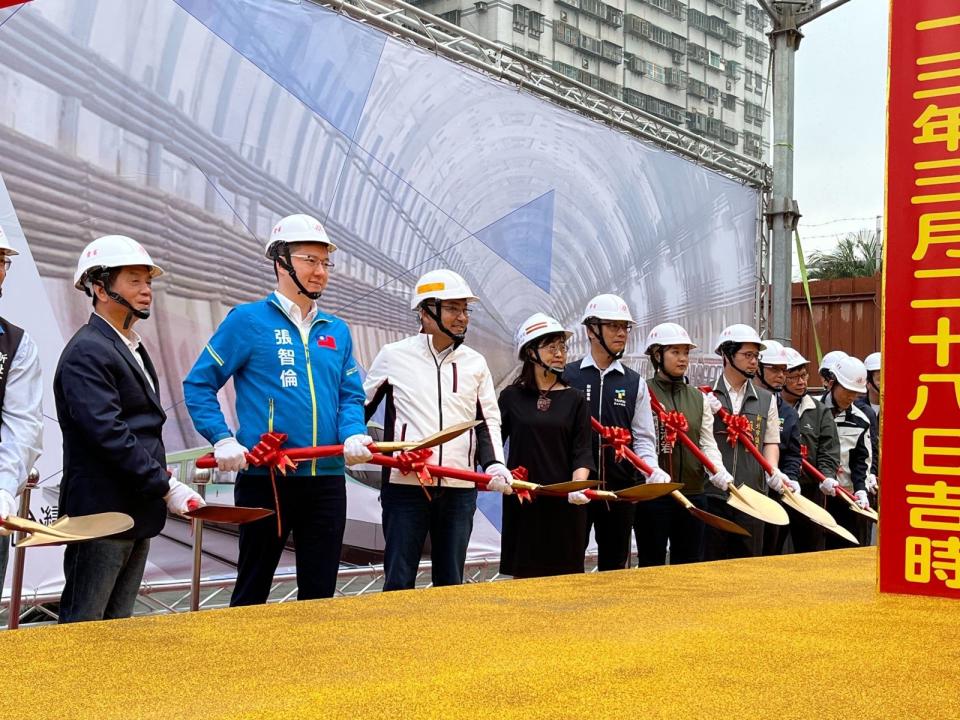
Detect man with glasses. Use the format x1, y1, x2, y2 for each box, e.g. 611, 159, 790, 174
364, 269, 512, 590
0, 226, 42, 584
184, 213, 371, 606
564, 294, 670, 571
703, 324, 791, 559
780, 346, 841, 552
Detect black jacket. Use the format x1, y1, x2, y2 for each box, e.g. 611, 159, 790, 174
55, 314, 169, 539
776, 395, 802, 483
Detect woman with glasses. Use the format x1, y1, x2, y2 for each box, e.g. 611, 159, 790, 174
498, 313, 595, 579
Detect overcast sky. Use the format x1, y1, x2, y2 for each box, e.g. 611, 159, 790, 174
792, 0, 889, 263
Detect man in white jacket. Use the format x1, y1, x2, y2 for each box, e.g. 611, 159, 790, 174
364, 269, 512, 590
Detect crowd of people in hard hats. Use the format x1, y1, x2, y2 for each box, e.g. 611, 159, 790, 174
0, 213, 881, 623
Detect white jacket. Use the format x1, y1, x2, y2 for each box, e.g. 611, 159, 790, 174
364, 334, 505, 488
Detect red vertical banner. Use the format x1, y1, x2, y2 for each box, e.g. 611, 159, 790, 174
881, 1, 960, 598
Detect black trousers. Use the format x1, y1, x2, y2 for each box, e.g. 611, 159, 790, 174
634, 494, 707, 566
763, 482, 826, 555
586, 500, 636, 571
702, 494, 764, 560
824, 494, 863, 550
231, 473, 346, 607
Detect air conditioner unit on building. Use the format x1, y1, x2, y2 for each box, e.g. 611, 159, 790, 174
708, 107, 714, 117
475, 1, 488, 11
560, 10, 568, 21
672, 51, 684, 65
582, 58, 590, 69
725, 80, 733, 91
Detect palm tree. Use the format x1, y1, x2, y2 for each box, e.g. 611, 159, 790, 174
806, 229, 881, 280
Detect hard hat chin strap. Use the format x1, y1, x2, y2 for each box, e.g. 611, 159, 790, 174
651, 347, 685, 383
527, 346, 564, 378
868, 373, 880, 393
756, 363, 783, 393
423, 300, 465, 350
723, 348, 756, 380
274, 244, 322, 301
87, 269, 150, 329
587, 321, 624, 361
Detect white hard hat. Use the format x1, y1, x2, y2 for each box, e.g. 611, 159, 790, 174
833, 356, 868, 393
0, 225, 18, 256
819, 350, 849, 373
74, 235, 163, 291
410, 269, 479, 310
516, 312, 572, 360
644, 322, 697, 354
864, 352, 881, 372
265, 213, 337, 257
714, 323, 766, 355
783, 347, 809, 370
581, 294, 634, 325
758, 340, 791, 366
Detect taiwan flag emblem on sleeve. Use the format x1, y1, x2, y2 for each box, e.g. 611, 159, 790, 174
317, 335, 337, 350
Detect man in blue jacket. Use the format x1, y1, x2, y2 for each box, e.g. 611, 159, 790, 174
184, 214, 371, 606
57, 235, 203, 623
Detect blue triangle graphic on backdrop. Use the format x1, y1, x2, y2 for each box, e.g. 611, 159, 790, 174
474, 190, 555, 293
174, 0, 384, 141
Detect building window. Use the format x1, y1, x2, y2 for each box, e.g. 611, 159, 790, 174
623, 88, 685, 124
528, 11, 544, 37
721, 93, 737, 111
745, 3, 767, 31
513, 4, 528, 32
438, 8, 461, 25
554, 20, 580, 47
637, 0, 687, 21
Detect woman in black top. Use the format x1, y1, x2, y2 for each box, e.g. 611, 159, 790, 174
499, 313, 595, 578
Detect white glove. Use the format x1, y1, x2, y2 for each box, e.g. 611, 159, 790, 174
485, 463, 514, 495
708, 468, 732, 492
819, 477, 839, 497
865, 473, 879, 494
705, 393, 722, 414
855, 489, 870, 510
0, 489, 17, 536
784, 478, 801, 494
164, 479, 205, 516
343, 434, 374, 466
214, 436, 249, 473
765, 469, 788, 494
647, 467, 672, 484
567, 491, 591, 505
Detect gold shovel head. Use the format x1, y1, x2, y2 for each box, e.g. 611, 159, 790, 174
818, 520, 860, 545
538, 479, 599, 494
669, 491, 751, 536
836, 489, 880, 522
375, 420, 482, 452
185, 504, 274, 525
616, 482, 685, 501
45, 512, 134, 538
727, 484, 790, 525
15, 531, 88, 548
2, 514, 76, 539
780, 488, 838, 527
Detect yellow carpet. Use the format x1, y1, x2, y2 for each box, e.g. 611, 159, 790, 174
1, 547, 957, 719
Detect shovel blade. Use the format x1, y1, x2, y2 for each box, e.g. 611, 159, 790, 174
780, 489, 837, 527
537, 479, 599, 494
616, 482, 685, 501
819, 521, 860, 545
727, 484, 790, 526
184, 504, 275, 525
46, 512, 134, 539
687, 506, 752, 537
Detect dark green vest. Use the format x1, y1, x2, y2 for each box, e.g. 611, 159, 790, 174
648, 376, 706, 495
706, 375, 772, 496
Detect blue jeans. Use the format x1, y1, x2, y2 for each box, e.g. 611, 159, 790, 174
59, 537, 151, 623
380, 483, 477, 591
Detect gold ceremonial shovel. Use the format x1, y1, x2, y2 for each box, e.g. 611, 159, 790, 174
726, 484, 790, 525
835, 487, 880, 522
373, 420, 482, 453
13, 512, 135, 547
671, 491, 751, 536
778, 488, 859, 545
614, 482, 686, 501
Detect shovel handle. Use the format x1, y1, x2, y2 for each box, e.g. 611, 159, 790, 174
648, 393, 720, 475
584, 489, 619, 502
697, 389, 775, 475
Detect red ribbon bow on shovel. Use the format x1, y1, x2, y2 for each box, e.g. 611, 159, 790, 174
509, 467, 533, 504
247, 432, 298, 474
597, 425, 633, 462
393, 449, 435, 498
661, 411, 689, 450
724, 414, 752, 448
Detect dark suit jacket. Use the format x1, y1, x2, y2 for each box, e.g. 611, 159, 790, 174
55, 314, 169, 539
